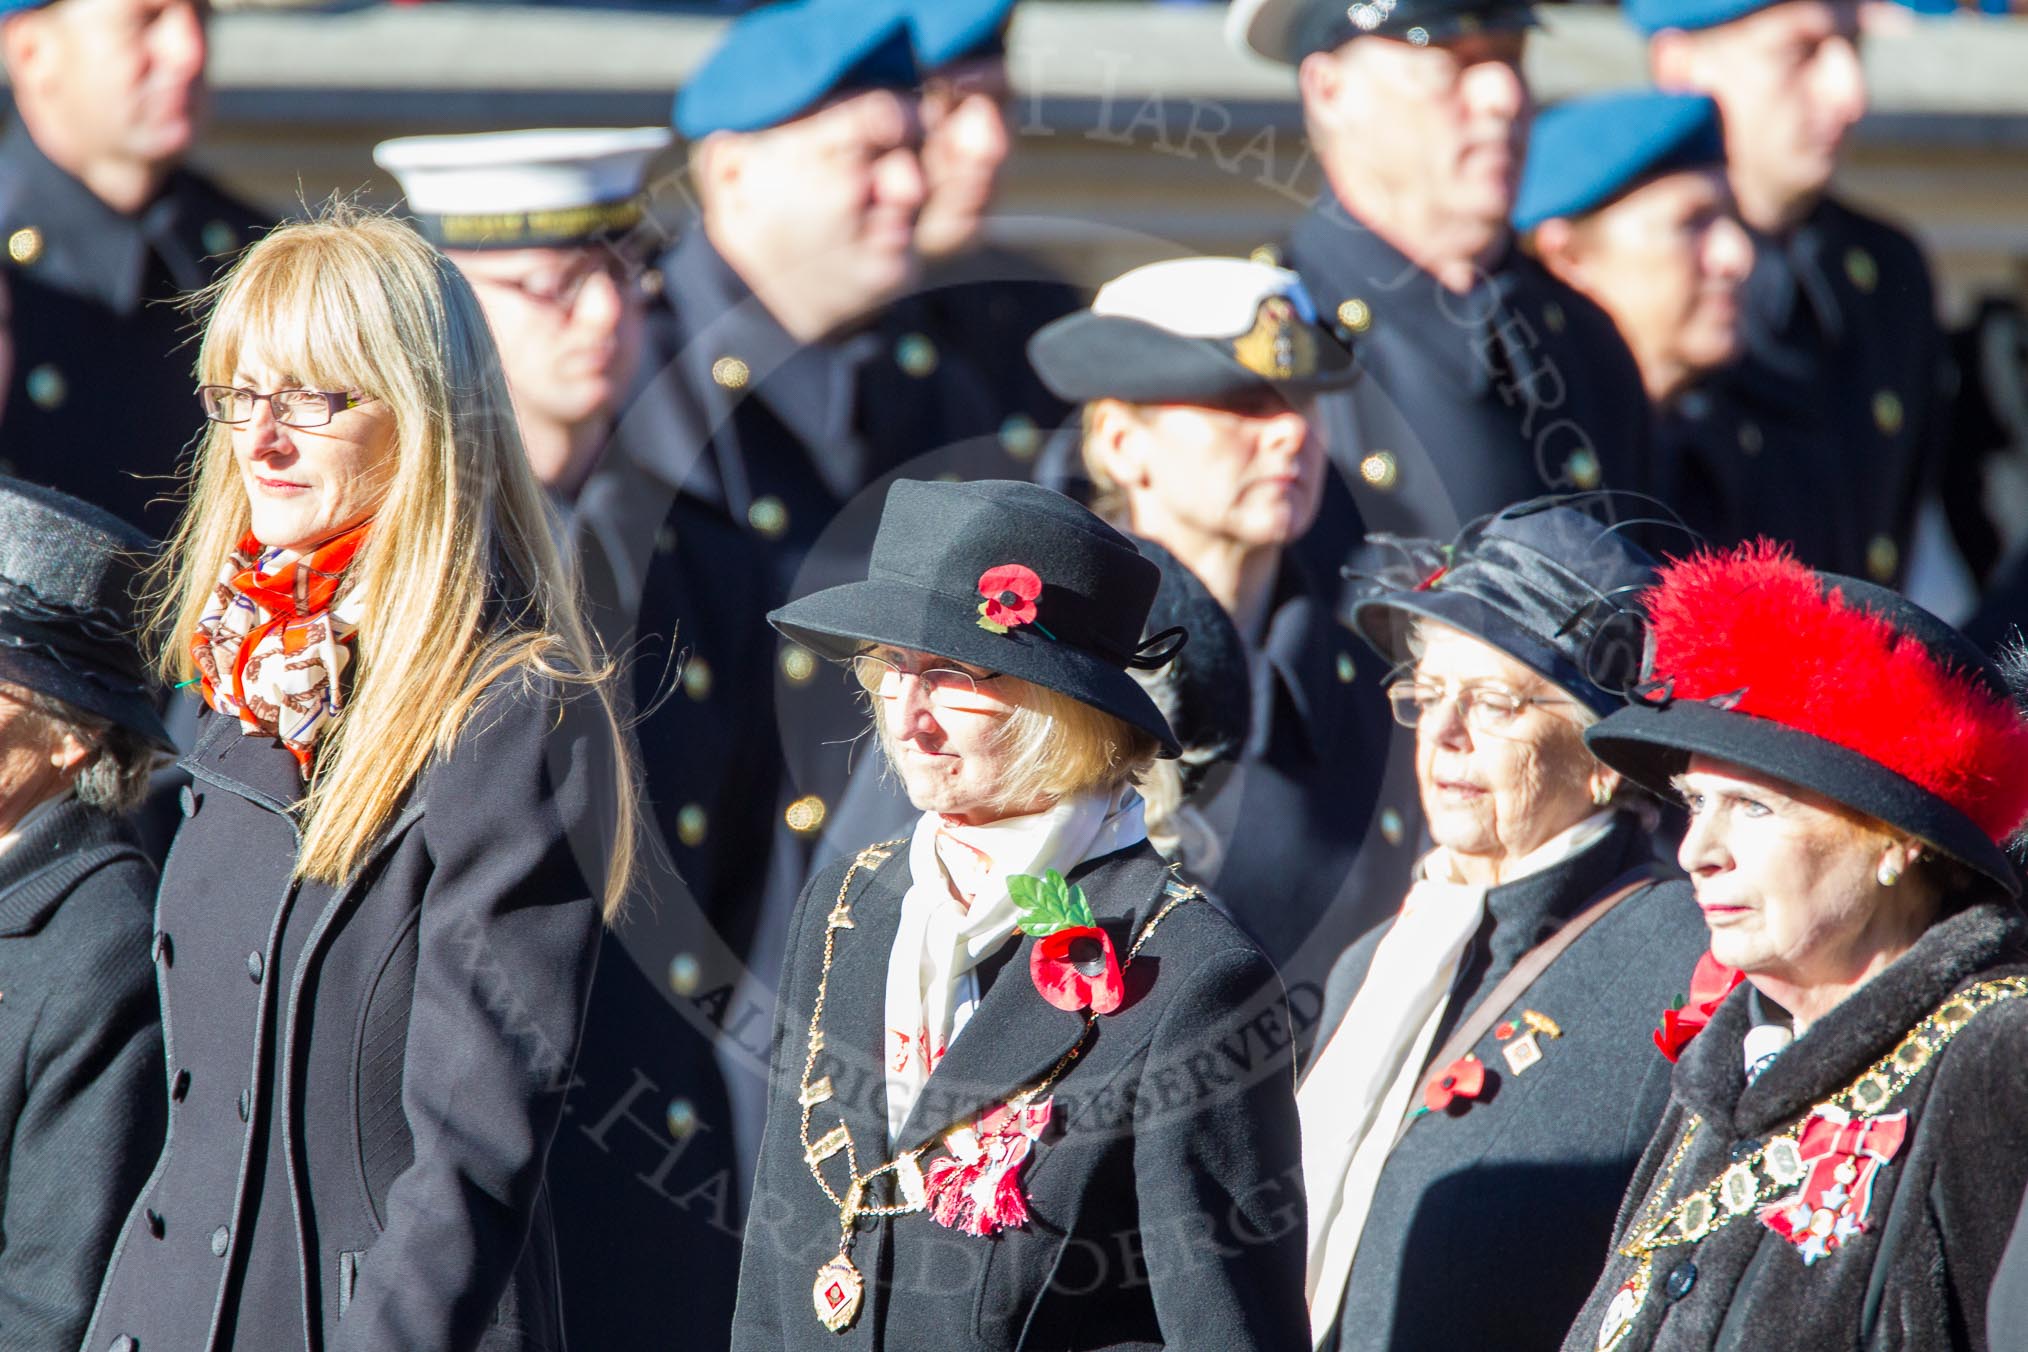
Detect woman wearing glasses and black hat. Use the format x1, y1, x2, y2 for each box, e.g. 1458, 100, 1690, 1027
1562, 545, 2028, 1352
733, 477, 1309, 1350
1300, 500, 1709, 1352
0, 478, 172, 1351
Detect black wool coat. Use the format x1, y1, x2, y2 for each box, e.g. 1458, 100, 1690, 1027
0, 799, 162, 1351
732, 839, 1310, 1352
83, 679, 614, 1352
1307, 814, 1706, 1352
1561, 900, 2028, 1352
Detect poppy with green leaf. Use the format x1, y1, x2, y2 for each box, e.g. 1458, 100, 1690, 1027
1011, 870, 1125, 1014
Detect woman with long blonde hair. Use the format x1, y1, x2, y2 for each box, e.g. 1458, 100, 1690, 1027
83, 203, 636, 1352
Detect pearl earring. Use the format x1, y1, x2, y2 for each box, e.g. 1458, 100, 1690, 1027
1591, 781, 1612, 807
1877, 861, 1902, 887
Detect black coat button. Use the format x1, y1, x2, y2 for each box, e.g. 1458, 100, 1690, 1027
1666, 1261, 1698, 1302
110, 1337, 137, 1352
246, 951, 264, 984
1730, 1138, 1760, 1160
178, 786, 198, 817
171, 1070, 190, 1102
210, 1225, 230, 1257
152, 932, 173, 967
146, 1210, 165, 1239
238, 1089, 251, 1123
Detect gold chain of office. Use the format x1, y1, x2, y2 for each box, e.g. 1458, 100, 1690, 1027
1595, 974, 2028, 1351
795, 837, 1200, 1334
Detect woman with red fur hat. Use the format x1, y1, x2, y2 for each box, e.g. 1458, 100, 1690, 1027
1564, 542, 2028, 1352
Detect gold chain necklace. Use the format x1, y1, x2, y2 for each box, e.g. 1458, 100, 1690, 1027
1594, 974, 2028, 1351
797, 838, 1199, 1334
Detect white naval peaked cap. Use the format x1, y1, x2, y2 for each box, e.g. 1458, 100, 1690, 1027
1089, 256, 1321, 341
373, 127, 673, 249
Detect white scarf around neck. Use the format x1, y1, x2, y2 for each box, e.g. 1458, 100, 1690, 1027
1300, 810, 1616, 1344
882, 784, 1147, 1144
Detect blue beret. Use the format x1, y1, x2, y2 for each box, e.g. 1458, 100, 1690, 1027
1624, 0, 1779, 34
906, 0, 1015, 68
0, 1, 56, 13
1513, 90, 1725, 232
675, 0, 920, 139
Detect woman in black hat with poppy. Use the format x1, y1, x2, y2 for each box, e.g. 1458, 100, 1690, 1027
1301, 498, 1708, 1352
733, 477, 1309, 1351
1563, 543, 2028, 1352
0, 477, 171, 1350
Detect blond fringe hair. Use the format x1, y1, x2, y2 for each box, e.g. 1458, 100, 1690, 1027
860, 662, 1158, 817
147, 203, 637, 918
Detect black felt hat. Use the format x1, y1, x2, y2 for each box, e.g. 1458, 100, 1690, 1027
1028, 257, 1357, 408
768, 480, 1184, 757
0, 478, 172, 752
1346, 498, 1659, 718
1584, 545, 2028, 896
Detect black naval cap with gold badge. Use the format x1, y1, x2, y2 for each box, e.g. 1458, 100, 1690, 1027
1027, 257, 1357, 407
1227, 0, 1535, 61
373, 128, 672, 252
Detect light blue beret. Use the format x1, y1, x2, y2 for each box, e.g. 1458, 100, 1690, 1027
905, 0, 1016, 68
1624, 0, 1782, 35
674, 0, 921, 140
1513, 90, 1726, 233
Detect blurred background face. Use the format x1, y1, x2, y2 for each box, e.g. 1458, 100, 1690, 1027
1102, 392, 1325, 555
227, 348, 399, 553
1409, 622, 1600, 869
3, 0, 208, 174
712, 88, 926, 326
918, 55, 1014, 261
450, 245, 644, 489
1674, 756, 1925, 992
1659, 0, 1866, 229
1540, 168, 1754, 402
1306, 32, 1531, 254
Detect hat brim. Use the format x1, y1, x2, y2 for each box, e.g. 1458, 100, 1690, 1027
1030, 313, 1357, 408
770, 577, 1181, 759
1585, 701, 2020, 897
0, 650, 175, 754
1350, 590, 1619, 718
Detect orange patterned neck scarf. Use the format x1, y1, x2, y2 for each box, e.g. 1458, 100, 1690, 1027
190, 523, 370, 777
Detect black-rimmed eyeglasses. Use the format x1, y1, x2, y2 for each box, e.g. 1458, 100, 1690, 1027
199, 386, 368, 429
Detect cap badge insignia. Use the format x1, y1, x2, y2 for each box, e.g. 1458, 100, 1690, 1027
1233, 296, 1317, 382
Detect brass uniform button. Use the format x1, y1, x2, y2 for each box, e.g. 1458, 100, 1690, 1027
1335, 651, 1357, 684
682, 656, 713, 701
711, 356, 750, 389
784, 794, 828, 834
676, 804, 708, 847
1845, 247, 1878, 294
665, 1098, 698, 1139
1872, 390, 1903, 436
1337, 298, 1373, 334
1564, 449, 1602, 490
667, 952, 702, 997
895, 333, 938, 379
748, 494, 789, 538
780, 644, 818, 685
6, 226, 41, 265
26, 365, 65, 410
1358, 450, 1398, 490
998, 414, 1040, 461
1866, 534, 1900, 583
1542, 301, 1566, 334
637, 267, 666, 300
1738, 421, 1764, 456
1249, 243, 1284, 267
1378, 807, 1406, 846
654, 523, 678, 556
201, 219, 239, 258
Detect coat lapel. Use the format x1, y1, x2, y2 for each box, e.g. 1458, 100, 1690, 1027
893, 843, 1177, 1153
183, 708, 309, 817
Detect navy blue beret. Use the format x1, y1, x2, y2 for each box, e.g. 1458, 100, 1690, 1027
1512, 90, 1724, 232
675, 0, 920, 139
1624, 0, 1780, 34
907, 0, 1015, 67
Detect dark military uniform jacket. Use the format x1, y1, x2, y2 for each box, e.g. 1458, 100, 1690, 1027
1563, 901, 2028, 1352
0, 799, 161, 1352
556, 225, 1006, 1351
1283, 197, 1654, 572
1656, 196, 1946, 587
732, 837, 1309, 1352
0, 116, 265, 537
84, 684, 610, 1352
1308, 815, 1705, 1352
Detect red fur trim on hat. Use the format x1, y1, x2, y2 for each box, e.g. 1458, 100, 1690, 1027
1648, 542, 2028, 843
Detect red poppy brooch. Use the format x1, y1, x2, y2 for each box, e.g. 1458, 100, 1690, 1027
923, 1097, 1053, 1236
976, 563, 1057, 640
1421, 1054, 1486, 1112
1655, 952, 1744, 1063
1009, 869, 1124, 1014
